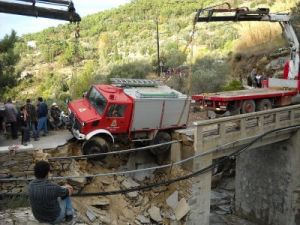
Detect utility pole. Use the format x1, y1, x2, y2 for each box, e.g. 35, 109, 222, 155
156, 18, 160, 76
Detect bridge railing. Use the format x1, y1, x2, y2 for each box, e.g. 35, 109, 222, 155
193, 105, 300, 154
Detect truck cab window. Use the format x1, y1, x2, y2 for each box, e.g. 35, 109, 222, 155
87, 87, 107, 115
107, 104, 126, 117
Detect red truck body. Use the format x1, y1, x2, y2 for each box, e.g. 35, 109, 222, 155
68, 79, 190, 156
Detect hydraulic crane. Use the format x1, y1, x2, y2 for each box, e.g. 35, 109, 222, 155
192, 3, 300, 118
0, 0, 80, 22
194, 3, 299, 80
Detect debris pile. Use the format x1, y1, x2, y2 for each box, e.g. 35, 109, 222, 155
0, 143, 193, 224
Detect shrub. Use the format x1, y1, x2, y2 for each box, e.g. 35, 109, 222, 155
222, 79, 244, 91
107, 61, 152, 80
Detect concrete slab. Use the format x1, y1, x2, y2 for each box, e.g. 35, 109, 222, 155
0, 130, 73, 151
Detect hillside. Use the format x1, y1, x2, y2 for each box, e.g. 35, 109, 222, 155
2, 0, 300, 102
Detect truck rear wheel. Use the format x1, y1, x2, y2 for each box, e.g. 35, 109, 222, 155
82, 137, 110, 160
151, 131, 172, 155
241, 100, 255, 114
257, 99, 272, 111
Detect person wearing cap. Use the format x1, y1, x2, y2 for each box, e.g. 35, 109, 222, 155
50, 102, 61, 130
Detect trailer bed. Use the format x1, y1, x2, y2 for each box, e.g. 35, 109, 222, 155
192, 88, 297, 102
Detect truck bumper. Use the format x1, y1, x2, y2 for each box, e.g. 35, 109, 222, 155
72, 128, 86, 140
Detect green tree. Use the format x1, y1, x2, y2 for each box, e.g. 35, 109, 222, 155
0, 30, 20, 98
70, 60, 97, 98
108, 61, 152, 80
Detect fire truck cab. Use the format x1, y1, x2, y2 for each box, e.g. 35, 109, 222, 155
68, 79, 190, 157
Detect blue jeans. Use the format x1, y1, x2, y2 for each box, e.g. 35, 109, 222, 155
52, 196, 74, 224
27, 121, 37, 140
37, 116, 48, 137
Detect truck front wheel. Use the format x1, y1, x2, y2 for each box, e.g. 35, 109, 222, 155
82, 137, 110, 160
151, 131, 172, 155
241, 100, 256, 114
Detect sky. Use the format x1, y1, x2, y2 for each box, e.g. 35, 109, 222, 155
0, 0, 131, 39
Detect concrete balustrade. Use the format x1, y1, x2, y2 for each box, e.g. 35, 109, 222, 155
182, 105, 300, 225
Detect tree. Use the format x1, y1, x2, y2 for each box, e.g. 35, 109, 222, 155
108, 61, 152, 80
0, 30, 20, 98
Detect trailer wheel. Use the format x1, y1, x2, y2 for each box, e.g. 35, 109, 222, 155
82, 136, 110, 160
257, 99, 272, 111
151, 131, 172, 155
241, 100, 256, 114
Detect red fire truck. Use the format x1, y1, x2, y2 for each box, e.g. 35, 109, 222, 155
191, 5, 300, 118
68, 79, 190, 156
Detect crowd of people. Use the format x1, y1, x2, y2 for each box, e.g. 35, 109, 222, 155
0, 97, 64, 145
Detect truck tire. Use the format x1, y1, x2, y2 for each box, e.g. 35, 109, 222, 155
82, 136, 110, 160
257, 99, 272, 111
241, 100, 255, 114
151, 131, 172, 155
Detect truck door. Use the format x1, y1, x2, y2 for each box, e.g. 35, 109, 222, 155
105, 104, 130, 133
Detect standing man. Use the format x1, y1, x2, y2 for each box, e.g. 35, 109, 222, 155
25, 99, 38, 141
28, 160, 74, 223
36, 97, 48, 137
4, 98, 18, 139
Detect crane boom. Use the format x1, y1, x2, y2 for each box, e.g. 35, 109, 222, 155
0, 0, 80, 22
194, 4, 299, 81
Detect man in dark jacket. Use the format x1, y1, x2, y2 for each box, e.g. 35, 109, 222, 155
36, 97, 48, 137
4, 98, 18, 139
28, 161, 74, 223
25, 99, 38, 141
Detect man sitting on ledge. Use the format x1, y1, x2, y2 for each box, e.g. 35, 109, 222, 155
28, 160, 74, 224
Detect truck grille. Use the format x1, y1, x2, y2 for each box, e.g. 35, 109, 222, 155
73, 118, 81, 130
69, 113, 81, 131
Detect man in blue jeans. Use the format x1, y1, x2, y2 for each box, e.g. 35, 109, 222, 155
36, 97, 48, 137
28, 161, 74, 224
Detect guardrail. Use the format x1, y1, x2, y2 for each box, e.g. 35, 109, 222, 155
193, 105, 300, 154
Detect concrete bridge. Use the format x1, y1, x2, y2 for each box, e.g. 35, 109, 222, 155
173, 104, 300, 225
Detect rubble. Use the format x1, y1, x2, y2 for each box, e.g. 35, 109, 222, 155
174, 198, 190, 221
136, 214, 151, 224
121, 177, 140, 199
148, 205, 162, 223
166, 191, 179, 210
86, 208, 97, 222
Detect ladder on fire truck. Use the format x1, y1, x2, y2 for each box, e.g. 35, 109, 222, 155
194, 3, 300, 89
111, 78, 162, 87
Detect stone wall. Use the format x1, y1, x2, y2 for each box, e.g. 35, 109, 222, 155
235, 130, 300, 225
0, 147, 80, 194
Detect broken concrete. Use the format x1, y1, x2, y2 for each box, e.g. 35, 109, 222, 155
136, 214, 151, 224
121, 177, 140, 199
166, 191, 179, 210
86, 208, 97, 222
174, 198, 190, 221
148, 206, 162, 223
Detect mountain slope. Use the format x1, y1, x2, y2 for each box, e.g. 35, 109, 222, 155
4, 0, 299, 101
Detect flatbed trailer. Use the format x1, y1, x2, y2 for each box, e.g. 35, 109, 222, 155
192, 88, 298, 118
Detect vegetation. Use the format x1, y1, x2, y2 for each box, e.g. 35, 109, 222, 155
0, 30, 20, 99
1, 0, 299, 100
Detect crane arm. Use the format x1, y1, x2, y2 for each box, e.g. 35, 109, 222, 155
194, 4, 299, 80
0, 0, 81, 22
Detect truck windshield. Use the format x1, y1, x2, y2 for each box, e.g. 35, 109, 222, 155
87, 87, 107, 115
